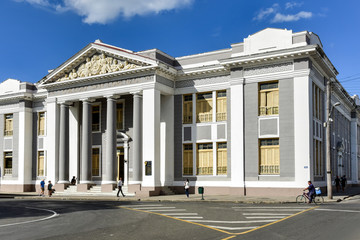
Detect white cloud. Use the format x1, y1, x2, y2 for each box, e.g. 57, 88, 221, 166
271, 11, 312, 23
253, 2, 312, 23
285, 2, 303, 9
253, 4, 279, 21
14, 0, 194, 24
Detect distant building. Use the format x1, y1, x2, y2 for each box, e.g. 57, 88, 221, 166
0, 28, 359, 196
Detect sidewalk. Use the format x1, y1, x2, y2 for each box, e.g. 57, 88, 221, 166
1, 186, 359, 203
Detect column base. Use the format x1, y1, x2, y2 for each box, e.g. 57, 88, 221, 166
101, 184, 116, 193
54, 183, 70, 192
77, 183, 95, 192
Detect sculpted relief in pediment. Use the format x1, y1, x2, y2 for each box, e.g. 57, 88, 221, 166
56, 53, 141, 82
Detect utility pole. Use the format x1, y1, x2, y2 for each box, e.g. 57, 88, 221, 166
326, 79, 333, 199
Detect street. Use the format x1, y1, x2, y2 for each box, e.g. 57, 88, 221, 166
0, 196, 359, 240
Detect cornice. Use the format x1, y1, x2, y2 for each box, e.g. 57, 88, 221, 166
0, 92, 33, 104
40, 66, 158, 91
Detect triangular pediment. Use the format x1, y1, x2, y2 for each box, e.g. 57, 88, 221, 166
38, 42, 157, 86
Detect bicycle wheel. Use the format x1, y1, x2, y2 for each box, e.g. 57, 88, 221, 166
296, 195, 306, 205
314, 195, 324, 205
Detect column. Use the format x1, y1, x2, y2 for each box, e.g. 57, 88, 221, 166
80, 99, 92, 185
132, 92, 142, 183
58, 103, 70, 185
102, 96, 117, 188
351, 112, 358, 183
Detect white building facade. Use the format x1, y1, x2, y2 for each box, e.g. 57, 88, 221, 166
0, 28, 359, 196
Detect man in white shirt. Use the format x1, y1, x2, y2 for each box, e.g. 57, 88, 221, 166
117, 177, 125, 197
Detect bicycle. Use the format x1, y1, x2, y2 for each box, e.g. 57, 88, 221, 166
296, 190, 324, 205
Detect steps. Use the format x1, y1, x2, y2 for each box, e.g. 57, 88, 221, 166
160, 186, 176, 195
53, 184, 135, 196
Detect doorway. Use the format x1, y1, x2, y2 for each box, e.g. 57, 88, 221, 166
117, 147, 124, 181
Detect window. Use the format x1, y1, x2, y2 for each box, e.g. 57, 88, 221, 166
37, 151, 45, 176
4, 152, 12, 175
183, 144, 193, 175
92, 148, 100, 176
312, 84, 323, 120
314, 140, 323, 177
92, 105, 100, 132
217, 142, 227, 175
196, 92, 213, 123
38, 112, 45, 136
259, 82, 279, 116
216, 91, 227, 121
259, 139, 279, 175
183, 95, 193, 124
116, 103, 124, 130
4, 114, 13, 136
197, 143, 213, 175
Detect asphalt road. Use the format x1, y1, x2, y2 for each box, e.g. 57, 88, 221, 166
0, 196, 359, 240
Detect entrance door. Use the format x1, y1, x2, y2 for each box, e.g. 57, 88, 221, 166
117, 147, 124, 181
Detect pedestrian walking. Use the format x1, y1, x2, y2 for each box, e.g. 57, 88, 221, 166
341, 175, 347, 192
117, 177, 125, 197
184, 179, 190, 198
40, 179, 45, 196
334, 176, 340, 193
48, 181, 53, 197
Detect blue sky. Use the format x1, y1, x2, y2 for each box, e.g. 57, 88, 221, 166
0, 0, 359, 96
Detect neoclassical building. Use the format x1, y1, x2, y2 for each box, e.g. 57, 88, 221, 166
0, 28, 359, 196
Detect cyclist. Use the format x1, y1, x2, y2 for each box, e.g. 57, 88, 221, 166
303, 181, 315, 203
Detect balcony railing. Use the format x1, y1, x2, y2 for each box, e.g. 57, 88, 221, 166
197, 113, 212, 123
4, 130, 13, 136
38, 170, 44, 176
92, 124, 100, 132
4, 168, 12, 175
183, 167, 193, 175
217, 166, 227, 175
196, 167, 213, 175
183, 115, 192, 124
259, 165, 279, 175
259, 106, 279, 116
216, 112, 227, 121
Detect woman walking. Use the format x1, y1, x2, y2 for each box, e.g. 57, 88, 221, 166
184, 179, 190, 198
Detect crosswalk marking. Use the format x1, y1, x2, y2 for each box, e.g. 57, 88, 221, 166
206, 226, 258, 230
245, 216, 285, 219
188, 220, 276, 223
163, 213, 198, 216
151, 209, 186, 212
242, 213, 293, 216
235, 209, 306, 212
232, 207, 311, 209
132, 207, 176, 210
176, 216, 204, 219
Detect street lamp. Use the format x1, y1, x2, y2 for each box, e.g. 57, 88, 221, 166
324, 100, 340, 200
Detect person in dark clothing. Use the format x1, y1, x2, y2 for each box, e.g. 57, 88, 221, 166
334, 176, 340, 193
70, 176, 77, 185
340, 175, 347, 192
304, 181, 315, 203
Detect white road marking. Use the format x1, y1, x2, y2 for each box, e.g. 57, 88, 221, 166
242, 213, 293, 216
235, 209, 305, 211
132, 207, 176, 210
245, 216, 284, 219
233, 207, 311, 209
176, 217, 204, 219
188, 220, 276, 223
206, 226, 258, 230
125, 205, 163, 207
163, 213, 198, 216
151, 209, 186, 212
0, 207, 58, 228
315, 209, 360, 213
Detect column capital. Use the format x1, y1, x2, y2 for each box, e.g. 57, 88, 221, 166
130, 91, 143, 96
58, 100, 73, 106
104, 94, 120, 100
80, 98, 96, 103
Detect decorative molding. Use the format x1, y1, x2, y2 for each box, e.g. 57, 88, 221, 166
50, 53, 143, 84
244, 62, 293, 77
